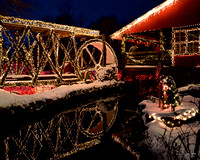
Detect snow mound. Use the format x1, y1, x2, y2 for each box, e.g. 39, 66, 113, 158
178, 84, 200, 97
96, 66, 117, 81
178, 84, 200, 93
140, 84, 200, 160
141, 95, 199, 124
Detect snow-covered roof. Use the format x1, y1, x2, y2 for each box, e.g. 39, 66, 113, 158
111, 0, 200, 40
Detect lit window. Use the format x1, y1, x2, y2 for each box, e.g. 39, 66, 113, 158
173, 28, 200, 55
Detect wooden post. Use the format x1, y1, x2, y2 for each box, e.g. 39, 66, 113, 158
0, 25, 3, 75
159, 30, 165, 71
16, 32, 19, 74
55, 35, 60, 69
121, 36, 126, 55
71, 32, 82, 80
158, 30, 165, 108
71, 32, 78, 58
121, 36, 126, 67
37, 33, 40, 69
102, 35, 106, 66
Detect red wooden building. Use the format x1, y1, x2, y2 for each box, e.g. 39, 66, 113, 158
111, 0, 200, 67
111, 0, 200, 87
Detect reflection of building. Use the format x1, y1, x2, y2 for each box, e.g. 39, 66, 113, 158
111, 0, 200, 68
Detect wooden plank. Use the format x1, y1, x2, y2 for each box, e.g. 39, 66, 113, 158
127, 55, 159, 60
127, 51, 160, 55
2, 73, 78, 81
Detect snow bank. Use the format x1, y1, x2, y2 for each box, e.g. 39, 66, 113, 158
178, 84, 200, 97
146, 120, 200, 159
178, 84, 200, 93
141, 96, 199, 123
140, 85, 200, 159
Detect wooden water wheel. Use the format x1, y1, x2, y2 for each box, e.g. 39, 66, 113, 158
77, 39, 118, 81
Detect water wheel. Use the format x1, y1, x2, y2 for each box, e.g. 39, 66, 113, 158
76, 39, 118, 81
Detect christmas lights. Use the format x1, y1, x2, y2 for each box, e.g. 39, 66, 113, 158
0, 25, 3, 75
160, 76, 182, 111
111, 0, 178, 40
0, 15, 100, 37
0, 15, 118, 87
121, 34, 160, 65
149, 107, 199, 127
172, 27, 200, 56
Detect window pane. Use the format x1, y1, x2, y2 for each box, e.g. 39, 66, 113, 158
194, 30, 199, 40
174, 29, 199, 55
188, 30, 199, 41
175, 33, 179, 42
180, 44, 186, 53
175, 44, 179, 54
188, 43, 193, 53
188, 31, 194, 41
194, 42, 199, 53
180, 32, 185, 41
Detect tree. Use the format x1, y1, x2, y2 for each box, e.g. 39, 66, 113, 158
161, 75, 182, 111
42, 1, 87, 27
0, 0, 33, 17
88, 15, 121, 42
55, 1, 74, 26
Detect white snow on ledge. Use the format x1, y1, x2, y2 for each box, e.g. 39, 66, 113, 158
0, 80, 122, 109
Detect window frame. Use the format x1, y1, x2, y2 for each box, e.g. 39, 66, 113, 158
172, 27, 200, 56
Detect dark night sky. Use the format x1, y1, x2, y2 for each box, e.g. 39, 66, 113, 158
29, 0, 165, 27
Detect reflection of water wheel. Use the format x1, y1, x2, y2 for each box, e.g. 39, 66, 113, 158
78, 98, 118, 138
77, 39, 118, 81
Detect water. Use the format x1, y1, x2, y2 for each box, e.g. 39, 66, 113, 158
0, 83, 155, 160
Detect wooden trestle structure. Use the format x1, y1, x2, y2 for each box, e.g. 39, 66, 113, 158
0, 15, 118, 87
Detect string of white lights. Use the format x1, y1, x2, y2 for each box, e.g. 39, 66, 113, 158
0, 15, 100, 37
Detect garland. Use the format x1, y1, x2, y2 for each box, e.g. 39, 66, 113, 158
121, 33, 168, 65
125, 53, 154, 65
123, 34, 159, 45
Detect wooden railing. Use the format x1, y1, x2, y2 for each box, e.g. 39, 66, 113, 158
0, 15, 100, 87
125, 51, 171, 66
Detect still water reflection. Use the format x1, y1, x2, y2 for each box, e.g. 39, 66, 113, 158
2, 96, 120, 159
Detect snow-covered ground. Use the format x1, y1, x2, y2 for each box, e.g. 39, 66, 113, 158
140, 84, 200, 160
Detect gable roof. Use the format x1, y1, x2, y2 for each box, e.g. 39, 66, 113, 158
111, 0, 200, 40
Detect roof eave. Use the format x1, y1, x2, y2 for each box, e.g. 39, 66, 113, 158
110, 0, 178, 40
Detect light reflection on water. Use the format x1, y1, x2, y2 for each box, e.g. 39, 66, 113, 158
2, 96, 120, 159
